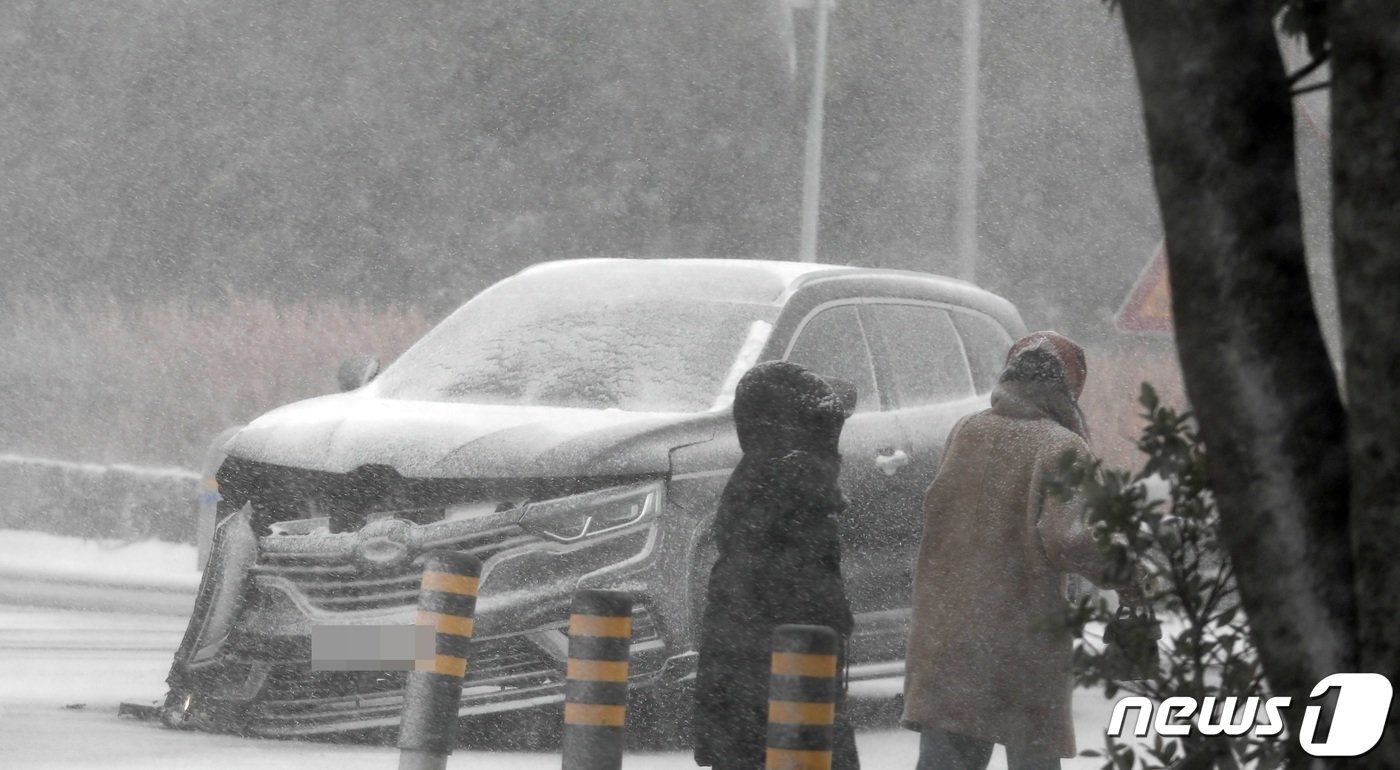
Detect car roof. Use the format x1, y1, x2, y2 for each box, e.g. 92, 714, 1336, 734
514, 257, 986, 305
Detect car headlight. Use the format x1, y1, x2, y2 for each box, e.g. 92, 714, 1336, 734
517, 482, 660, 543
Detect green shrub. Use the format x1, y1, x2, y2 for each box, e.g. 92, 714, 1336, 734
1057, 384, 1287, 770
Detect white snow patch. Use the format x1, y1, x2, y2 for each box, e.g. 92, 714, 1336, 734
249, 390, 663, 434
518, 257, 854, 287
1137, 474, 1171, 504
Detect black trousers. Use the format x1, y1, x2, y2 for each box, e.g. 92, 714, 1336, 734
914, 727, 1060, 770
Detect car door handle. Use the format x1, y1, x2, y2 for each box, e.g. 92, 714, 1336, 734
874, 449, 910, 475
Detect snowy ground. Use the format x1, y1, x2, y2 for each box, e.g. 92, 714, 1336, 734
0, 531, 1129, 769
0, 530, 200, 590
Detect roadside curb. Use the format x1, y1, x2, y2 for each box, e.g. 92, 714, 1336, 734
0, 566, 196, 617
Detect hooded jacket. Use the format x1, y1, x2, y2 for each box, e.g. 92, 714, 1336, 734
694, 360, 859, 769
900, 334, 1123, 758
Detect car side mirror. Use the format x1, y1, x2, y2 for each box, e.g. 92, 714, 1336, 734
336, 354, 381, 392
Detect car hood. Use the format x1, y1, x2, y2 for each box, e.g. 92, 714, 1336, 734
226, 391, 723, 478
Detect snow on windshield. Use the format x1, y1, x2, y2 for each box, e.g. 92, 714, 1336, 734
375, 289, 778, 413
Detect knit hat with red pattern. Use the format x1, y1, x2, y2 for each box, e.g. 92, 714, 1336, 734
1006, 331, 1087, 400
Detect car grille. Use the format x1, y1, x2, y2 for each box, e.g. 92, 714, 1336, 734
242, 607, 663, 735
251, 519, 537, 613
262, 634, 559, 699
250, 633, 563, 732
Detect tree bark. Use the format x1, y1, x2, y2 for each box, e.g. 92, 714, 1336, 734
1117, 1, 1355, 765
1331, 2, 1400, 766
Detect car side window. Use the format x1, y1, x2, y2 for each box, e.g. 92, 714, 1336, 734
950, 311, 1015, 394
863, 303, 976, 407
783, 304, 879, 412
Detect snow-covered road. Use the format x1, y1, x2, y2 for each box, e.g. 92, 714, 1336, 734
0, 603, 1128, 769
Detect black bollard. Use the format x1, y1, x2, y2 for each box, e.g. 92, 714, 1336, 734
766, 624, 839, 770
560, 589, 634, 770
397, 550, 482, 770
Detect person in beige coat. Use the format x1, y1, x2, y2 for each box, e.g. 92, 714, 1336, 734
901, 331, 1142, 770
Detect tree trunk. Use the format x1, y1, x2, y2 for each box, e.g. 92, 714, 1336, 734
1117, 1, 1355, 765
1331, 2, 1400, 766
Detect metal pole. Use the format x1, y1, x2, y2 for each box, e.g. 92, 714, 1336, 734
765, 624, 838, 769
560, 590, 634, 770
397, 551, 482, 770
798, 0, 834, 263
956, 0, 981, 282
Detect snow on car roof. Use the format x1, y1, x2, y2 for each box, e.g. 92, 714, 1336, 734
513, 258, 860, 304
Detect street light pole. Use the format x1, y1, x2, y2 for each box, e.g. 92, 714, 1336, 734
956, 0, 980, 281
798, 0, 833, 263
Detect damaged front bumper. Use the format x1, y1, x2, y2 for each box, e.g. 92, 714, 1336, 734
164, 480, 691, 737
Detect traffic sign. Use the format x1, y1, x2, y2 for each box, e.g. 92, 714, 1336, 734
1116, 242, 1173, 334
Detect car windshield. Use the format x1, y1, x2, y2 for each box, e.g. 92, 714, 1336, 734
374, 269, 779, 412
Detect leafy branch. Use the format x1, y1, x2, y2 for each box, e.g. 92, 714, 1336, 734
1055, 385, 1287, 770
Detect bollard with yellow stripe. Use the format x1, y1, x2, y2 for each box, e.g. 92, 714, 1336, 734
560, 589, 634, 770
397, 550, 482, 770
766, 624, 839, 770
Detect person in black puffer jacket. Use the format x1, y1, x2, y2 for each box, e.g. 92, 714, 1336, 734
693, 360, 860, 770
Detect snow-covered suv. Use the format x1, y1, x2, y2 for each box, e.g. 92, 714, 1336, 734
166, 258, 1025, 737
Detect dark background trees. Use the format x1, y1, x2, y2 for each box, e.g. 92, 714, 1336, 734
6, 0, 1234, 470
0, 0, 1189, 337
0, 1, 800, 309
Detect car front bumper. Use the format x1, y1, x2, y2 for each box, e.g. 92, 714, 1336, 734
166, 486, 693, 737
